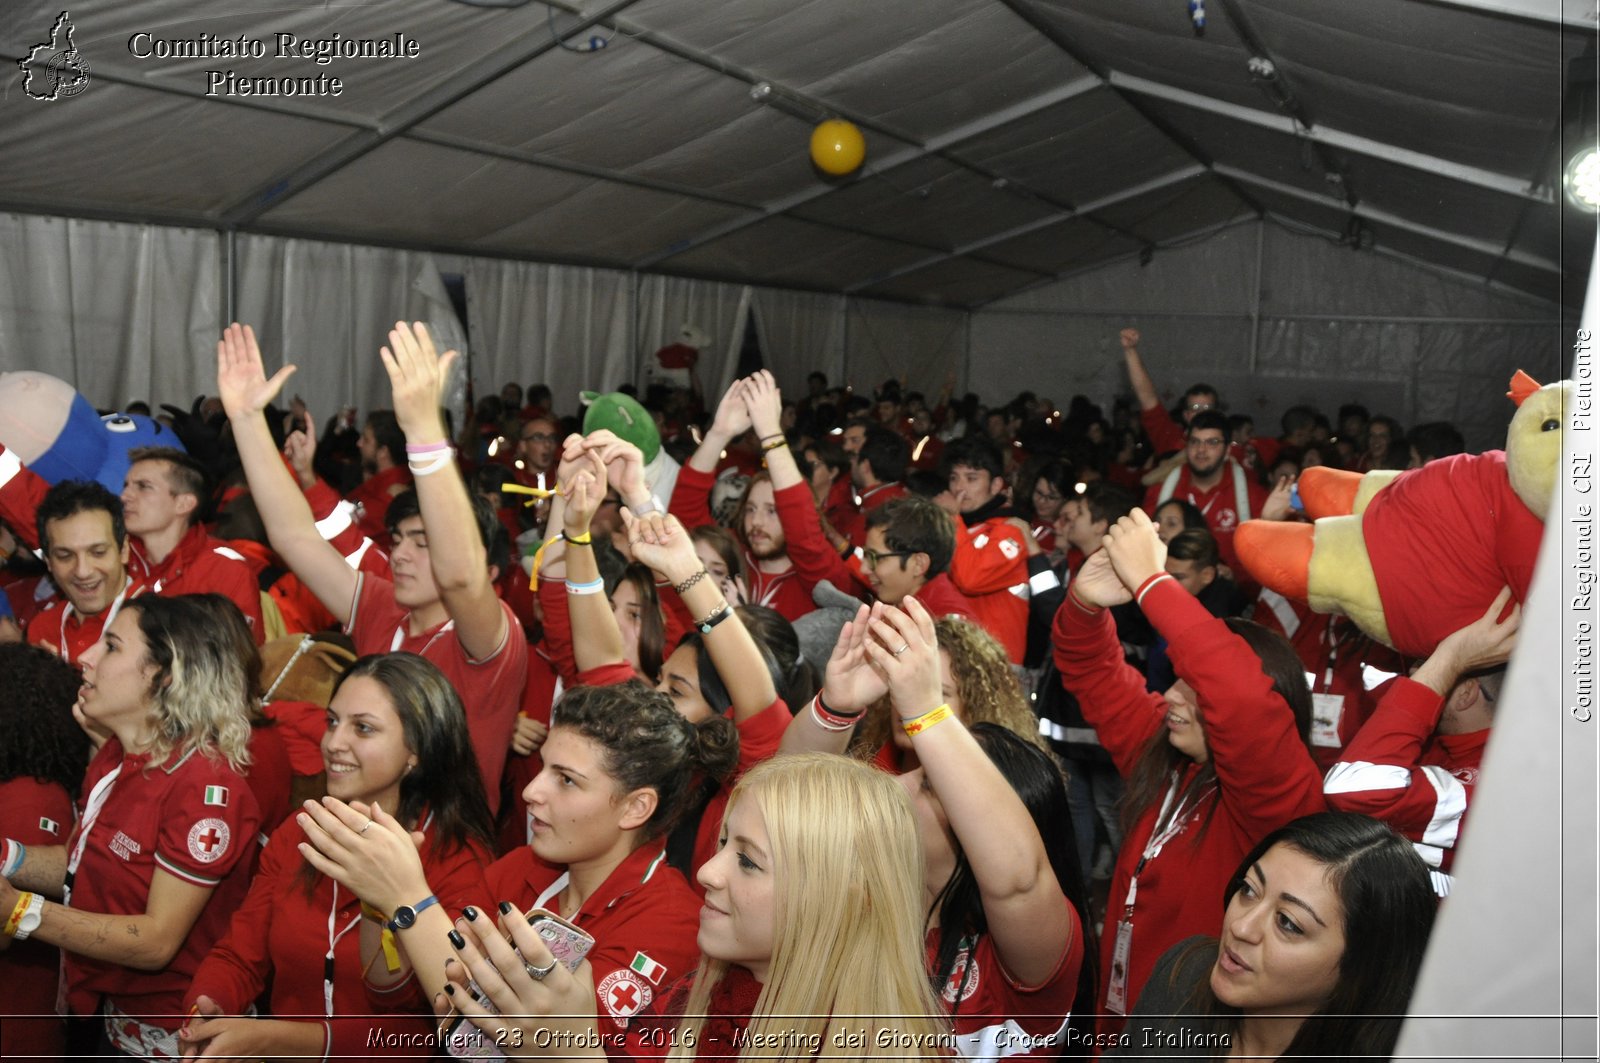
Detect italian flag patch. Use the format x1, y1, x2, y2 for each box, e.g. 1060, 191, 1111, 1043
630, 951, 666, 986
39, 817, 60, 835
204, 785, 229, 807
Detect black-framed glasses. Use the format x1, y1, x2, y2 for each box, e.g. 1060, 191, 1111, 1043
863, 548, 913, 568
520, 432, 557, 444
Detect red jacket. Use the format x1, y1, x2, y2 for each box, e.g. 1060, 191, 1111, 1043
1323, 677, 1487, 876
1052, 579, 1324, 1031
928, 918, 1085, 1058
345, 465, 413, 542
128, 524, 265, 643
668, 465, 813, 622
187, 815, 490, 1060
951, 515, 1029, 663
1140, 406, 1185, 457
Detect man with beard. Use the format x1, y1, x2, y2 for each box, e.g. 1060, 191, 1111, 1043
943, 436, 1031, 664
1143, 410, 1266, 576
342, 409, 412, 541
669, 377, 812, 621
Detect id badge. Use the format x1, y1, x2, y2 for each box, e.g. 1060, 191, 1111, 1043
1106, 916, 1133, 1015
1310, 692, 1346, 748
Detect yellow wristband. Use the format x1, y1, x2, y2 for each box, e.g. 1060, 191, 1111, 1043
901, 704, 953, 737
565, 531, 593, 546
3, 892, 34, 938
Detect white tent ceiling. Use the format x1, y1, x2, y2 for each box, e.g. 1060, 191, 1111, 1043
1, 0, 1594, 310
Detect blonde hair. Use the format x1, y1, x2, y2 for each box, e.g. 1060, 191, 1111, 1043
852, 616, 1046, 758
672, 754, 950, 1060
128, 596, 254, 771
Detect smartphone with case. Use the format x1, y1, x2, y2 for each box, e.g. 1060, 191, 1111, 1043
439, 907, 596, 1059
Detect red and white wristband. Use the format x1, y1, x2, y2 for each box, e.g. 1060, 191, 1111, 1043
809, 693, 865, 733
1135, 572, 1175, 606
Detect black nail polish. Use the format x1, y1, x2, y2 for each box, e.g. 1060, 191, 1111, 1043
463, 905, 479, 921
498, 900, 514, 915
448, 929, 466, 950
445, 983, 457, 996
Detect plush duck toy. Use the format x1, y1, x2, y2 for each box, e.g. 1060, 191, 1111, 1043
1235, 371, 1568, 658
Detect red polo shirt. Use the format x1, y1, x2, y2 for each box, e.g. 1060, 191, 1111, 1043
348, 574, 528, 817
26, 577, 147, 666
486, 843, 702, 1031
64, 740, 262, 1027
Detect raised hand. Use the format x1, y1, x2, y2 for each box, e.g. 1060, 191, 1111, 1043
217, 323, 296, 420
283, 407, 318, 490
864, 597, 943, 719
743, 370, 784, 439
1437, 586, 1521, 674
1119, 327, 1141, 350
709, 378, 753, 441
620, 509, 700, 586
561, 448, 609, 540
582, 430, 649, 509
378, 321, 456, 439
1102, 509, 1167, 594
822, 603, 891, 713
1071, 549, 1132, 609
1261, 475, 1295, 522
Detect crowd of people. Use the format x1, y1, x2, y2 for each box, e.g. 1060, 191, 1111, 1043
0, 318, 1517, 1061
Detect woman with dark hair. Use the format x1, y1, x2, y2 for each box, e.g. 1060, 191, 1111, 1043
1152, 497, 1208, 545
179, 652, 494, 1060
692, 524, 748, 607
735, 603, 818, 713
609, 562, 668, 682
1119, 812, 1437, 1060
1053, 510, 1324, 1036
0, 595, 261, 1058
786, 597, 1090, 1059
1027, 460, 1077, 558
0, 642, 90, 1059
301, 452, 741, 1034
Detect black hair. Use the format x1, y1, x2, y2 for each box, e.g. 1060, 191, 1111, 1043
857, 427, 910, 484
364, 410, 407, 467
552, 681, 740, 838
904, 470, 948, 499
1080, 481, 1140, 527
1185, 410, 1230, 438
1153, 497, 1209, 535
671, 630, 786, 720
801, 438, 850, 481
734, 604, 817, 713
1167, 528, 1220, 569
0, 643, 91, 795
931, 724, 1098, 1046
1167, 812, 1437, 1061
942, 436, 1005, 480
37, 480, 126, 552
1279, 405, 1318, 436
866, 495, 956, 579
1408, 421, 1465, 464
384, 490, 510, 576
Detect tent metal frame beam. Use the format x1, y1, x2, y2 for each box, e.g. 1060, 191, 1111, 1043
629, 74, 1106, 270
842, 164, 1205, 293
218, 0, 647, 227
1217, 165, 1563, 275
1111, 72, 1553, 205
1413, 0, 1598, 29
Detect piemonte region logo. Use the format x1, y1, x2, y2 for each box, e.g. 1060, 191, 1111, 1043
20, 11, 92, 100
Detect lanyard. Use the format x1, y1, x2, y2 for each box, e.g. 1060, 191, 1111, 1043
1122, 773, 1214, 914
390, 618, 454, 654
324, 883, 363, 1016
534, 872, 570, 913
64, 763, 125, 904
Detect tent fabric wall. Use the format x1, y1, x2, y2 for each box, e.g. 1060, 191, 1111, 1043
973, 221, 1563, 452
0, 213, 219, 409
750, 288, 847, 398
845, 301, 967, 398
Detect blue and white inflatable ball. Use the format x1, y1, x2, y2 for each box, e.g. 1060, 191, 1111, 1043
0, 370, 185, 494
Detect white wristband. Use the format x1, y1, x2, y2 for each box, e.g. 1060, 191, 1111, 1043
0, 839, 23, 878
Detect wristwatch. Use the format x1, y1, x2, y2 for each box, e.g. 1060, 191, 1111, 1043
386, 894, 440, 932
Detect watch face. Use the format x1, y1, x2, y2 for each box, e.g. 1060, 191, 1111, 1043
391, 906, 417, 930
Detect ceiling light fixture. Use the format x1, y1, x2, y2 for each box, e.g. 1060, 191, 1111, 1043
1565, 147, 1600, 211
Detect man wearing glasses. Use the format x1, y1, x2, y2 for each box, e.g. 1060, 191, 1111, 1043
1144, 411, 1266, 576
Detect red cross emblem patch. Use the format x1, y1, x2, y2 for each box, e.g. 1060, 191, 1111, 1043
187, 817, 230, 863
597, 968, 652, 1029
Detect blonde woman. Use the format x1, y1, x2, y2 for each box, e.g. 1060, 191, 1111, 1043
0, 595, 261, 1058
445, 753, 953, 1060
852, 615, 1046, 773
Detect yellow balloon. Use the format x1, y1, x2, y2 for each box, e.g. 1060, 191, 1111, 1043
810, 119, 865, 176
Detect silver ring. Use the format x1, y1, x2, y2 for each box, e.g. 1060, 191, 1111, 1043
359, 820, 374, 835
893, 643, 911, 657
524, 958, 558, 981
